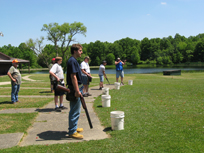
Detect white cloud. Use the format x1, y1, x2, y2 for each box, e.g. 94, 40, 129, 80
147, 14, 150, 16
161, 2, 167, 5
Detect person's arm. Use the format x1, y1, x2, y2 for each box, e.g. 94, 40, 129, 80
49, 71, 60, 81
81, 69, 92, 78
7, 72, 16, 82
103, 71, 107, 79
71, 73, 81, 98
122, 60, 126, 65
115, 60, 120, 65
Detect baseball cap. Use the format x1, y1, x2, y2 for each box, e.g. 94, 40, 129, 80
55, 57, 62, 60
85, 56, 90, 59
102, 61, 107, 64
12, 59, 19, 63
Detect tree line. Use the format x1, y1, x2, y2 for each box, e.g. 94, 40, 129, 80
1, 22, 204, 69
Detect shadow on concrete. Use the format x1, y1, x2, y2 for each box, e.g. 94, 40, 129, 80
35, 108, 61, 112
37, 131, 68, 140
103, 127, 112, 132
90, 88, 101, 90
39, 91, 52, 93
0, 101, 12, 105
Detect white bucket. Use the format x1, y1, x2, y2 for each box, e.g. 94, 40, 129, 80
102, 95, 111, 107
102, 87, 109, 95
114, 82, 120, 90
128, 80, 133, 85
110, 111, 125, 130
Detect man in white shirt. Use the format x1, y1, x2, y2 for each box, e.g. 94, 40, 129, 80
49, 57, 67, 111
98, 61, 107, 90
81, 56, 92, 97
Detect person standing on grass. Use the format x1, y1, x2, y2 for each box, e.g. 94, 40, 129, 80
115, 57, 126, 86
7, 59, 21, 104
98, 61, 107, 90
80, 56, 92, 97
66, 44, 84, 139
49, 57, 67, 111
48, 58, 55, 92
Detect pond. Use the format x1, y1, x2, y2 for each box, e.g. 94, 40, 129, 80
24, 66, 204, 74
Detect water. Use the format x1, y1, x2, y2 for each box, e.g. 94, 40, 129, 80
26, 66, 204, 74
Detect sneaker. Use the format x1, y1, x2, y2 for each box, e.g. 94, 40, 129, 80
69, 132, 83, 139
59, 106, 68, 110
77, 128, 83, 133
16, 100, 20, 103
87, 93, 92, 96
55, 107, 61, 112
120, 82, 124, 86
99, 87, 102, 90
83, 93, 88, 97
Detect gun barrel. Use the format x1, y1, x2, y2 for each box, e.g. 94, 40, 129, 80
80, 95, 93, 129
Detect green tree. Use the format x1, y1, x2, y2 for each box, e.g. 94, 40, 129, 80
130, 46, 140, 64
41, 22, 87, 69
106, 53, 115, 65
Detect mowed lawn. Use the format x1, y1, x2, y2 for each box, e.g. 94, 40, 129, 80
1, 72, 204, 152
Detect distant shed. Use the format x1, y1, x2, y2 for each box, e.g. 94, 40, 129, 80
0, 52, 30, 75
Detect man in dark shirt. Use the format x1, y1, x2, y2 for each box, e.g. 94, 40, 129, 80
66, 44, 84, 139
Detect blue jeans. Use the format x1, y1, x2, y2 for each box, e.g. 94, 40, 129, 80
99, 75, 104, 82
11, 84, 20, 103
116, 70, 124, 78
68, 88, 83, 135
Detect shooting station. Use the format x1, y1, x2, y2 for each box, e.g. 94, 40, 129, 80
0, 52, 30, 75
163, 69, 181, 76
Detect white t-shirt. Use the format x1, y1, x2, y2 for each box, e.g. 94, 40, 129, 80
50, 63, 64, 83
99, 64, 105, 76
80, 61, 90, 76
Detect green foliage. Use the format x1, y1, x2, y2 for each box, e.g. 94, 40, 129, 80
2, 31, 204, 68
106, 53, 115, 65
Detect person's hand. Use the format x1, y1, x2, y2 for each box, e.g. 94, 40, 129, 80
124, 59, 127, 62
88, 74, 92, 78
56, 77, 60, 82
75, 91, 81, 98
12, 78, 16, 82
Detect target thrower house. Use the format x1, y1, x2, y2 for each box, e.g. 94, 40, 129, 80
0, 52, 30, 75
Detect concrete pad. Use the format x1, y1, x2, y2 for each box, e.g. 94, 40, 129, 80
0, 133, 24, 149
0, 108, 38, 114
22, 75, 36, 81
0, 81, 10, 86
20, 85, 115, 146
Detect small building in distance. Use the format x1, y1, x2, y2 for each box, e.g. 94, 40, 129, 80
0, 52, 30, 75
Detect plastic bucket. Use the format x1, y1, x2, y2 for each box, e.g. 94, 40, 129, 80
110, 111, 125, 130
102, 95, 111, 107
114, 82, 120, 90
128, 80, 133, 85
102, 87, 109, 95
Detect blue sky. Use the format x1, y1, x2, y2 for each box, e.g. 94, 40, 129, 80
0, 0, 203, 47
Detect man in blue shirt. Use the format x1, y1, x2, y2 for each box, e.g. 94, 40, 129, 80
66, 44, 84, 139
115, 57, 126, 85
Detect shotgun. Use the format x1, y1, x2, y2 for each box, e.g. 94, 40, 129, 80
106, 77, 110, 85
56, 84, 93, 129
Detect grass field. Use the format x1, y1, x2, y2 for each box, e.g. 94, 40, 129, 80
0, 113, 38, 134
1, 73, 204, 152
0, 97, 53, 110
